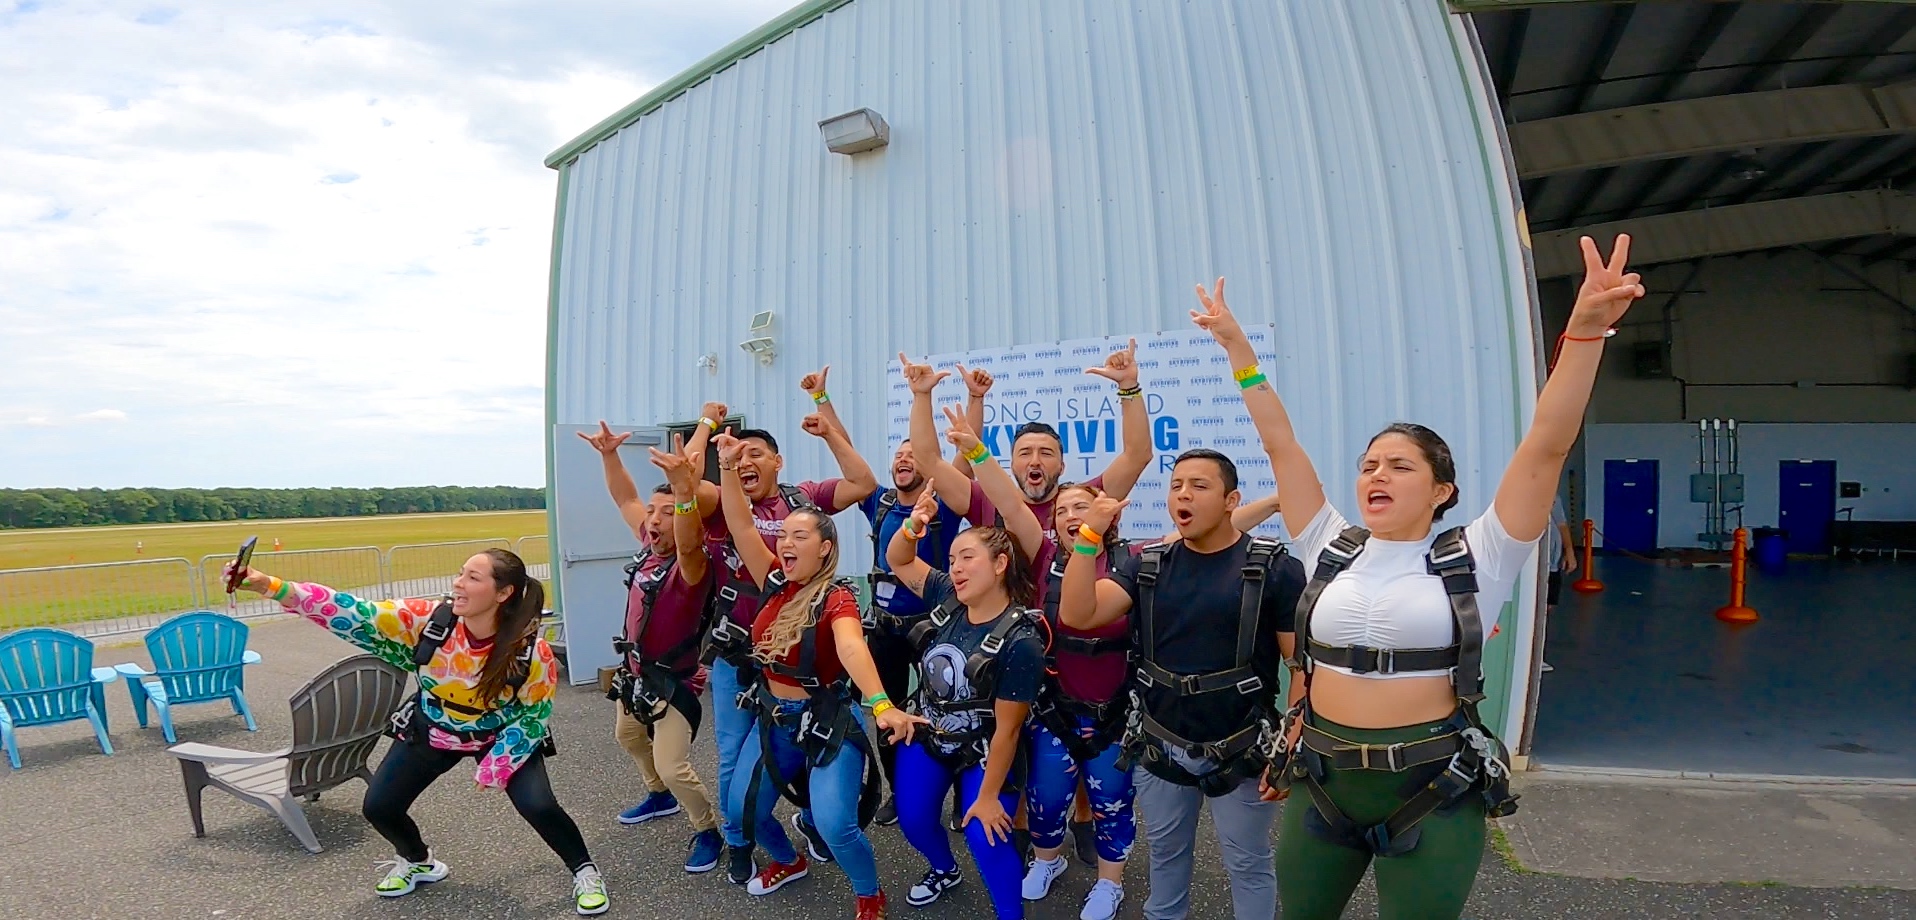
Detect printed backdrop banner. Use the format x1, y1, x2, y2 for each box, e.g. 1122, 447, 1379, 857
886, 325, 1282, 541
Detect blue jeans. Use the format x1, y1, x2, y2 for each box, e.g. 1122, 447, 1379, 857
726, 696, 880, 896
1026, 715, 1136, 863
895, 741, 1025, 919
709, 659, 756, 847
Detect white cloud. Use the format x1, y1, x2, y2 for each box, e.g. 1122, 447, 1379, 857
0, 0, 793, 488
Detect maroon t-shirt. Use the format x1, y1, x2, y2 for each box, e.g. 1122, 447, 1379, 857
751, 582, 862, 688
1028, 473, 1105, 547
706, 479, 844, 625
624, 549, 715, 687
1034, 538, 1130, 704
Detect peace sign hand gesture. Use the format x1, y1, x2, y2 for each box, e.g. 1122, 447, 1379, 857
909, 488, 939, 532
577, 421, 631, 455
1568, 234, 1645, 337
900, 352, 950, 396
1190, 277, 1247, 348
1085, 337, 1140, 390
941, 405, 982, 455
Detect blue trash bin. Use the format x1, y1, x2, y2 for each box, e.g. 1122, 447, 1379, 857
1753, 528, 1788, 573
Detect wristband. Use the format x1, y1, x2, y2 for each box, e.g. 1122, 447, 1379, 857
1561, 329, 1613, 342
1116, 385, 1142, 399
811, 391, 830, 405
1237, 373, 1268, 390
267, 577, 289, 601
1232, 363, 1263, 383
962, 443, 991, 465
1077, 524, 1103, 545
865, 691, 891, 705
674, 500, 697, 515
700, 417, 719, 431
870, 700, 896, 719
902, 519, 925, 540
1072, 541, 1100, 556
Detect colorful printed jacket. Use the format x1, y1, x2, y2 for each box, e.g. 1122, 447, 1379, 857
270, 578, 557, 790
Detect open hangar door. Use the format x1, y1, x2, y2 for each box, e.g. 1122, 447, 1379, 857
1468, 0, 1916, 778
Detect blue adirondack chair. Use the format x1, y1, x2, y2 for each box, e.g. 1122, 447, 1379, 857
0, 628, 120, 770
116, 612, 263, 744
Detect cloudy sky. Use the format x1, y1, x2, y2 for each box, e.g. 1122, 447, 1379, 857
1, 0, 794, 489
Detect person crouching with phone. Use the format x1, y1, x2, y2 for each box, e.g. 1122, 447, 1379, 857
226, 550, 609, 916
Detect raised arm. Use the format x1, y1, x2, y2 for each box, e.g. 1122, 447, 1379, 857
1232, 493, 1282, 532
230, 566, 434, 671
650, 433, 709, 587
942, 405, 1043, 561
578, 422, 649, 542
684, 401, 727, 520
902, 353, 978, 516
886, 489, 940, 598
1193, 278, 1327, 537
1496, 235, 1644, 542
956, 363, 995, 481
798, 367, 879, 509
1057, 494, 1136, 630
714, 430, 778, 588
1086, 338, 1153, 499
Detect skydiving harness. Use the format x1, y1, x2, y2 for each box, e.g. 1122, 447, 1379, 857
908, 595, 1049, 778
388, 599, 555, 756
1036, 548, 1134, 763
1118, 537, 1287, 797
1270, 525, 1519, 858
737, 577, 882, 846
710, 483, 818, 631
865, 488, 945, 635
606, 552, 710, 739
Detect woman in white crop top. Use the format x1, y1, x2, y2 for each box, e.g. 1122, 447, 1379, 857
1187, 235, 1644, 920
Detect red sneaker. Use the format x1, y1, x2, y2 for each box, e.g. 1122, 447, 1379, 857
855, 890, 888, 920
746, 854, 810, 896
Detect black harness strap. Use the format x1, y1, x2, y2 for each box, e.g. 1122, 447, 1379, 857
391, 600, 547, 753
910, 601, 1044, 779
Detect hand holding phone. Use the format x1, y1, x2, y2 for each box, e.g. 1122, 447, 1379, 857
225, 536, 259, 595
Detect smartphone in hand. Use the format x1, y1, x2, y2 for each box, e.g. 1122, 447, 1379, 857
225, 536, 260, 594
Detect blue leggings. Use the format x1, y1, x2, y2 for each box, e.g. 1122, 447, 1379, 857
895, 741, 1025, 919
1025, 716, 1136, 863
726, 697, 879, 896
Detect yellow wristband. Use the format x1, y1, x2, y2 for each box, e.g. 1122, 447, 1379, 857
870, 700, 896, 718
701, 417, 719, 431
1233, 363, 1262, 382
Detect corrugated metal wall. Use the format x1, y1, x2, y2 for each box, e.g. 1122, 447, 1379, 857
550, 0, 1537, 730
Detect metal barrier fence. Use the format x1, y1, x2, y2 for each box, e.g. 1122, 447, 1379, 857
0, 536, 544, 638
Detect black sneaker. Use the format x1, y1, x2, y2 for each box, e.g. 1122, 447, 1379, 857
907, 867, 963, 907
791, 812, 834, 864
874, 796, 898, 827
1070, 819, 1098, 866
726, 845, 755, 885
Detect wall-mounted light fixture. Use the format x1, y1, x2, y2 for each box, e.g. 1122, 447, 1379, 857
738, 310, 777, 365
819, 108, 890, 155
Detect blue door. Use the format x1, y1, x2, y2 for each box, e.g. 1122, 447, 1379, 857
1603, 459, 1658, 554
1778, 460, 1837, 555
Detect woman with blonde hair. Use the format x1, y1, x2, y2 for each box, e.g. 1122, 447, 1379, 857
710, 428, 924, 920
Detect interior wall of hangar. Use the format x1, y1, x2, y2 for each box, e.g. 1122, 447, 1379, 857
1466, 0, 1916, 778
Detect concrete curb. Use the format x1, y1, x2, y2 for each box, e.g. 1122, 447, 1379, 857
1527, 762, 1916, 791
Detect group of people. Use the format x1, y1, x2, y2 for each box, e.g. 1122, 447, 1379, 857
227, 235, 1644, 920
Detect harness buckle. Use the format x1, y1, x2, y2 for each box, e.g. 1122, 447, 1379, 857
1233, 675, 1265, 695
980, 633, 1004, 655
1427, 540, 1470, 568
717, 585, 740, 603
1359, 742, 1407, 772
1348, 644, 1377, 675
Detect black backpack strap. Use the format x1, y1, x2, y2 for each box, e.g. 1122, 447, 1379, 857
1426, 526, 1484, 704
1134, 543, 1170, 667
413, 601, 458, 670
780, 483, 817, 513
1290, 526, 1370, 673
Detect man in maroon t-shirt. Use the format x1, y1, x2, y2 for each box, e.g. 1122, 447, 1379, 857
580, 424, 722, 872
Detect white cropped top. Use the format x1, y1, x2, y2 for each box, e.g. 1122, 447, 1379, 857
1291, 501, 1537, 680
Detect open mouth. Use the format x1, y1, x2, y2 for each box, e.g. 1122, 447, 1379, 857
1365, 490, 1393, 513
740, 470, 762, 492
1024, 468, 1046, 486
779, 552, 799, 569
1173, 508, 1195, 526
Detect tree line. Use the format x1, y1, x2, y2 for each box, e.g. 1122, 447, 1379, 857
0, 487, 545, 529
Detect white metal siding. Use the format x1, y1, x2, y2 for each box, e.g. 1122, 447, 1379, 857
551, 0, 1537, 720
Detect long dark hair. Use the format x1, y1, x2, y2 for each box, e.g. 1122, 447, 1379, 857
957, 525, 1039, 609
1369, 423, 1460, 521
474, 548, 545, 702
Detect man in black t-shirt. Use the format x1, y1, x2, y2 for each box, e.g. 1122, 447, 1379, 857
1058, 449, 1304, 920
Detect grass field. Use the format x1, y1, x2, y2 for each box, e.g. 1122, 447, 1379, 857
0, 511, 549, 631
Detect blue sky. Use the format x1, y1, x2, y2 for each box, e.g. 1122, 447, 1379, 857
0, 0, 795, 489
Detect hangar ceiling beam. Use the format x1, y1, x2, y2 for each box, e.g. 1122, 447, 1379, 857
1512, 82, 1916, 179
1531, 190, 1915, 278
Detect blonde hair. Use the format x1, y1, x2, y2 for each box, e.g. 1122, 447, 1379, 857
753, 509, 842, 664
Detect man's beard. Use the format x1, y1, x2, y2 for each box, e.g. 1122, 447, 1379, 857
1020, 470, 1060, 503
893, 470, 923, 493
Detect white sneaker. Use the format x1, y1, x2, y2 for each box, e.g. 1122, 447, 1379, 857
1079, 880, 1124, 920
573, 864, 609, 916
374, 856, 449, 897
1021, 856, 1067, 901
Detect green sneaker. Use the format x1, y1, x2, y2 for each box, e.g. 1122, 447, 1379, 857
375, 857, 449, 897
573, 864, 609, 916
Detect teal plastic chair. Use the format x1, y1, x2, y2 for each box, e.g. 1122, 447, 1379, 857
116, 612, 262, 744
0, 628, 120, 769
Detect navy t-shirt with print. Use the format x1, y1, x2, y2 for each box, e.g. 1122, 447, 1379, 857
912, 570, 1044, 754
